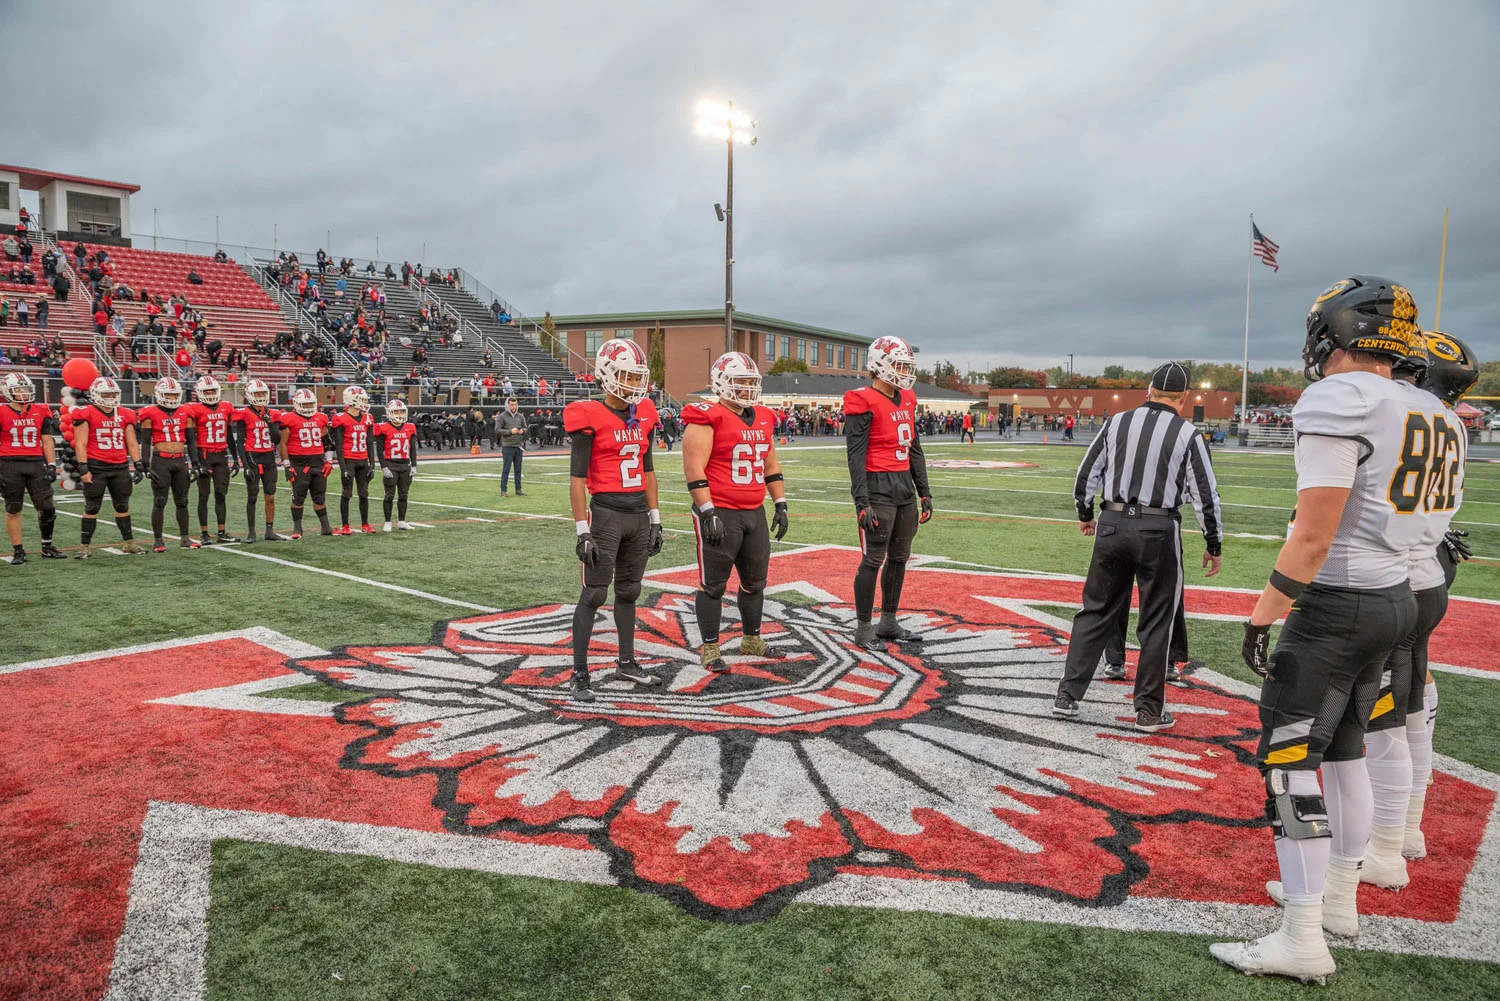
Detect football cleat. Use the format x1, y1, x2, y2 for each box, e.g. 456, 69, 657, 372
1052, 693, 1080, 718
1360, 826, 1410, 890
75, 544, 93, 560
1266, 875, 1360, 937
852, 621, 884, 651
199, 533, 215, 546
398, 521, 414, 530
876, 623, 924, 644
153, 541, 167, 554
1209, 917, 1336, 986
264, 530, 285, 542
321, 526, 335, 536
244, 531, 257, 544
701, 642, 730, 673
1102, 662, 1127, 681
1135, 709, 1176, 732
359, 523, 375, 535
9, 549, 25, 566
335, 525, 353, 536
217, 531, 239, 544
183, 537, 202, 549
39, 544, 67, 559
615, 660, 661, 686
738, 635, 773, 658
382, 521, 393, 533
569, 674, 595, 702
120, 540, 144, 555
289, 530, 303, 540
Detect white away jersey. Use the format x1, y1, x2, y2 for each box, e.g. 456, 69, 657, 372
1407, 390, 1467, 591
1292, 371, 1453, 589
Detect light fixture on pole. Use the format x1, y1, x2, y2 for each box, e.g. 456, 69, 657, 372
696, 98, 757, 354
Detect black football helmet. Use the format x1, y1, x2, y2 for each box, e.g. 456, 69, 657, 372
1303, 275, 1424, 380
1416, 331, 1479, 407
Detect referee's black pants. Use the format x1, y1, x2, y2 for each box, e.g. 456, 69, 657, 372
1059, 508, 1183, 717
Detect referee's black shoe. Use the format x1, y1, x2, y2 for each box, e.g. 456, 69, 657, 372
1135, 709, 1175, 732
1052, 693, 1080, 718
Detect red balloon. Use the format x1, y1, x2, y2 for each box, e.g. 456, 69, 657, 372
62, 358, 100, 391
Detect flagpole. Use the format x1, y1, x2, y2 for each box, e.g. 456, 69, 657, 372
1241, 214, 1253, 422
1434, 207, 1449, 330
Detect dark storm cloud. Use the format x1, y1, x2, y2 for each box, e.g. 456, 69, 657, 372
7, 0, 1498, 372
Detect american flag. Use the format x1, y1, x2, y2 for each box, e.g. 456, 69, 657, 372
1252, 222, 1280, 271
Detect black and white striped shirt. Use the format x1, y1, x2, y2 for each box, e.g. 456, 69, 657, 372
1073, 402, 1224, 552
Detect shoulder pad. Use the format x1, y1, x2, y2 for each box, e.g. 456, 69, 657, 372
1293, 375, 1371, 438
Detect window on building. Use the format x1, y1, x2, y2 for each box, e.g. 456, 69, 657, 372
0, 184, 9, 211
780, 336, 791, 360
585, 330, 605, 356
614, 329, 634, 341
837, 345, 845, 369
809, 341, 820, 367
858, 349, 866, 372
766, 336, 776, 362
796, 339, 806, 362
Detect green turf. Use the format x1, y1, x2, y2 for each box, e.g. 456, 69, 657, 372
254, 682, 352, 702
206, 841, 1500, 1001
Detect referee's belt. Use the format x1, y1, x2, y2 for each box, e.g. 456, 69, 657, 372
1102, 501, 1177, 518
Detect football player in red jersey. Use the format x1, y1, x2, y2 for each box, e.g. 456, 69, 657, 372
277, 388, 335, 539
329, 385, 377, 535
232, 379, 284, 543
0, 373, 66, 564
72, 376, 145, 558
137, 376, 202, 553
682, 352, 789, 671
844, 335, 933, 649
185, 375, 239, 545
372, 399, 418, 532
562, 338, 664, 701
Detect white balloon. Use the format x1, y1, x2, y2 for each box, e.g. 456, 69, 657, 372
62, 478, 76, 491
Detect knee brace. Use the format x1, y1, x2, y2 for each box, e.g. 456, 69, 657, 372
4, 498, 22, 515
341, 472, 356, 495
578, 585, 609, 611
83, 496, 104, 516
614, 580, 642, 604
113, 503, 131, 515
1265, 768, 1331, 841
152, 489, 170, 510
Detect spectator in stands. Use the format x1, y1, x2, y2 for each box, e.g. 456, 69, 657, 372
93, 304, 109, 336
175, 346, 192, 369
33, 296, 48, 331
72, 242, 87, 268
501, 375, 514, 397
115, 281, 135, 301
481, 350, 493, 368
51, 270, 70, 303
17, 235, 32, 266
452, 329, 464, 351
497, 307, 511, 325
537, 376, 550, 398
188, 269, 204, 285
14, 297, 28, 329
400, 261, 412, 286
15, 207, 29, 234
316, 248, 328, 275
0, 299, 8, 327
213, 249, 229, 263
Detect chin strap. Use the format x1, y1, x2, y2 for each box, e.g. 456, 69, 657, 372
625, 403, 639, 430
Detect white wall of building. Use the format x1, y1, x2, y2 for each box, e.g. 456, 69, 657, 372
0, 169, 18, 228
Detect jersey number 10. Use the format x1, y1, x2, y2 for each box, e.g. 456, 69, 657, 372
1389, 413, 1462, 514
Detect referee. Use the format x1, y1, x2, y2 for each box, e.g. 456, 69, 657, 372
1053, 362, 1224, 732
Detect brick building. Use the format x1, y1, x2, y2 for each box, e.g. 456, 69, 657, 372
548, 310, 877, 402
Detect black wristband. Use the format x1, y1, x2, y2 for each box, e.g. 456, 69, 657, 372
687, 479, 709, 491
764, 472, 784, 484
1269, 569, 1307, 600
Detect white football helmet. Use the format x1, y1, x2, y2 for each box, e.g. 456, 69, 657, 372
245, 378, 271, 408
1, 372, 35, 405
292, 388, 319, 417
195, 374, 221, 406
89, 376, 122, 411
868, 336, 916, 390
709, 351, 762, 406
384, 399, 408, 425
595, 338, 650, 406
342, 385, 370, 413
154, 376, 184, 408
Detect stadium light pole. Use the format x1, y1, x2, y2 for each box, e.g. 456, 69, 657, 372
696, 99, 757, 354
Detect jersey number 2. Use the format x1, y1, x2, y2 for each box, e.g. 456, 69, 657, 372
618, 444, 642, 488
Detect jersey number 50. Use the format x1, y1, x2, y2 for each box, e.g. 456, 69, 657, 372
1389, 413, 1462, 514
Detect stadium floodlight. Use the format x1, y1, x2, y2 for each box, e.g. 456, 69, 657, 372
696, 99, 758, 352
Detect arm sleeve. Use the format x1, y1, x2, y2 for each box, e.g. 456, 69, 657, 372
844, 412, 873, 509
1294, 434, 1362, 490
138, 424, 152, 467
570, 429, 593, 478
186, 426, 202, 467
326, 419, 345, 453
642, 437, 654, 473
232, 420, 250, 467
371, 430, 388, 467
1182, 429, 1224, 554
1073, 418, 1111, 520
909, 429, 930, 498
409, 434, 418, 470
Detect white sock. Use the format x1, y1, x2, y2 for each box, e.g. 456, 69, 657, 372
1273, 770, 1329, 898
1364, 729, 1412, 829
1321, 758, 1373, 861
1324, 853, 1362, 921
1367, 822, 1405, 863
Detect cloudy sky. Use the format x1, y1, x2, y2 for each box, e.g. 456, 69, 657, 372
9, 0, 1497, 372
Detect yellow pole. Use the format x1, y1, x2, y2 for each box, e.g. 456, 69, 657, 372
1434, 207, 1449, 330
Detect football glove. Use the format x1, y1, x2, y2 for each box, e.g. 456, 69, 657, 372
919, 496, 933, 524
575, 531, 598, 567
771, 500, 789, 541
320, 460, 333, 478
382, 465, 395, 482
45, 463, 58, 483
699, 507, 725, 546
229, 462, 241, 478
1442, 529, 1472, 563
130, 461, 145, 484
857, 506, 880, 531
1242, 621, 1272, 678
648, 523, 664, 557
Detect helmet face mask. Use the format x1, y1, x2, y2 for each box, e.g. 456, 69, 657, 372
710, 351, 762, 406
2, 372, 35, 405
385, 400, 408, 425
195, 375, 221, 406
245, 379, 271, 408
868, 336, 917, 390
292, 389, 319, 417
90, 377, 122, 411
154, 377, 184, 409
343, 386, 369, 413
595, 338, 650, 406
1303, 275, 1424, 381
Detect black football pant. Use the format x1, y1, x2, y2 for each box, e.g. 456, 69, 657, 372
149, 454, 192, 541
691, 506, 770, 645
196, 450, 232, 532
1104, 576, 1189, 667
243, 451, 278, 532
1058, 509, 1183, 717
382, 462, 412, 522
854, 500, 918, 622
1368, 585, 1448, 733
340, 458, 372, 526
572, 504, 652, 675
289, 460, 331, 533
1, 458, 56, 541
80, 462, 134, 543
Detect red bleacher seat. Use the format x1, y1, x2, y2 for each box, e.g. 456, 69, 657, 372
75, 245, 279, 311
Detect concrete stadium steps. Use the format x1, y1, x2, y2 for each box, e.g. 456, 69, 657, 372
422, 284, 574, 383
71, 244, 280, 310
237, 262, 359, 381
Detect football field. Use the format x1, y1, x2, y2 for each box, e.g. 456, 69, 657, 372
5, 437, 1500, 1000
